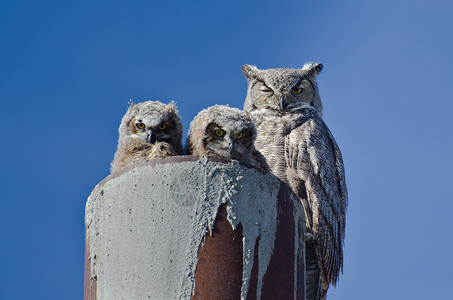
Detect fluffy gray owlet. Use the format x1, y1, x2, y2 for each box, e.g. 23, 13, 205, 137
111, 100, 183, 173
185, 105, 269, 171
242, 63, 348, 300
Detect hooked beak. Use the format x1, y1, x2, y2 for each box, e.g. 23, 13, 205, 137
230, 140, 245, 160
280, 96, 287, 111
224, 141, 234, 157
218, 140, 234, 158
147, 129, 157, 144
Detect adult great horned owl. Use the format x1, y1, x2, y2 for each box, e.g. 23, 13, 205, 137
242, 63, 347, 300
186, 105, 268, 171
110, 100, 183, 173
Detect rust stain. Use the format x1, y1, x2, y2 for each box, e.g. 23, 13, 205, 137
192, 204, 243, 300
85, 157, 301, 299
261, 183, 302, 299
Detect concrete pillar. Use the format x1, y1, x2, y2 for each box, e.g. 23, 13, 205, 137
85, 156, 305, 299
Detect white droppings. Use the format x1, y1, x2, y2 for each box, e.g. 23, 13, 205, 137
85, 159, 283, 299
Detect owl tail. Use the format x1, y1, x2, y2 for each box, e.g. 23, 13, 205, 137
305, 238, 323, 300
321, 281, 329, 300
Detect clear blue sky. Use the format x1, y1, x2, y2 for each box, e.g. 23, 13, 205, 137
1, 1, 452, 299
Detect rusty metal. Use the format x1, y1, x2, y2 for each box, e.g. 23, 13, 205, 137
84, 156, 305, 299
192, 204, 243, 299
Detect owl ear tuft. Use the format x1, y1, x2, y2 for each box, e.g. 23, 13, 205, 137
241, 64, 259, 79
302, 62, 323, 77
166, 101, 179, 115
167, 100, 176, 109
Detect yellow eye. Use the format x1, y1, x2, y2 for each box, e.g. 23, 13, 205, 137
158, 124, 167, 131
136, 122, 145, 129
237, 132, 244, 140
291, 88, 303, 94
215, 129, 225, 137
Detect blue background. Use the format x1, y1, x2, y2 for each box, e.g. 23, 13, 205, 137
1, 1, 452, 299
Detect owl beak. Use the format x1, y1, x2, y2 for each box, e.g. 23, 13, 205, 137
226, 141, 234, 156
147, 130, 157, 144
229, 143, 235, 155
280, 97, 287, 111
230, 144, 240, 159
219, 139, 234, 158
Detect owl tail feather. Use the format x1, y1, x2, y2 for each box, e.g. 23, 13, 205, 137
321, 281, 329, 300
305, 238, 323, 300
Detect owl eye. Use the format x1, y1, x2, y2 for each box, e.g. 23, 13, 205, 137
136, 122, 145, 129
260, 85, 273, 93
236, 132, 244, 140
291, 87, 303, 94
215, 129, 225, 137
158, 124, 167, 131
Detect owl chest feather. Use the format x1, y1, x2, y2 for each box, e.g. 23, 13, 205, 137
243, 64, 346, 292
252, 112, 308, 182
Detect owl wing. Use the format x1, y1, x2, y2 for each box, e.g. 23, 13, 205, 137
285, 117, 347, 285
246, 148, 271, 172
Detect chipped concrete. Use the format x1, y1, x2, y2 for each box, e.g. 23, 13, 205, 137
85, 157, 302, 299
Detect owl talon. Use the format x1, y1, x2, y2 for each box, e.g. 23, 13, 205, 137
305, 232, 315, 242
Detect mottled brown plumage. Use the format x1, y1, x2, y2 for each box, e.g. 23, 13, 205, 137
242, 63, 347, 300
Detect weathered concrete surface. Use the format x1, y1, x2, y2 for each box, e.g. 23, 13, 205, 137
85, 156, 305, 300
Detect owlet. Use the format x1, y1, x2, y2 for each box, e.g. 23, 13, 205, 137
111, 100, 183, 173
186, 105, 268, 171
